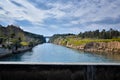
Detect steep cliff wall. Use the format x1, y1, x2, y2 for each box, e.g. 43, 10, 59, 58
49, 36, 120, 54
66, 41, 120, 54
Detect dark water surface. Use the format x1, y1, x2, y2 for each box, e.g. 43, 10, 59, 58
0, 43, 119, 63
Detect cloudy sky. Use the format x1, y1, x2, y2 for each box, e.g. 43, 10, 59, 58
0, 0, 120, 36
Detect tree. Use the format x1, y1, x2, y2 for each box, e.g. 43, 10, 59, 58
100, 29, 106, 39
94, 30, 99, 38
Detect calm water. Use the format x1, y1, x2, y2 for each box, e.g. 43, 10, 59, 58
0, 43, 119, 63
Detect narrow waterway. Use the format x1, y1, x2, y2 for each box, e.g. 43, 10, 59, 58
0, 43, 119, 63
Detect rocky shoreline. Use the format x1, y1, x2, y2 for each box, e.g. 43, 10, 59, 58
51, 40, 120, 55
66, 41, 120, 54
0, 47, 32, 58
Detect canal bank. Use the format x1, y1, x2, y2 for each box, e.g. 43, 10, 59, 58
0, 43, 119, 63
0, 47, 33, 58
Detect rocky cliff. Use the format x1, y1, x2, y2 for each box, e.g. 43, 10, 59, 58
0, 24, 46, 57
0, 24, 46, 44
49, 35, 120, 54
66, 41, 120, 54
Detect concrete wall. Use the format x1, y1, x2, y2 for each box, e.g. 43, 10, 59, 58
0, 64, 120, 80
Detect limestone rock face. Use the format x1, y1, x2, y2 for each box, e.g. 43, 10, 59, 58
49, 34, 120, 54
84, 42, 120, 53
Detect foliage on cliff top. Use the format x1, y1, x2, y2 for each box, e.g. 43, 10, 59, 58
53, 36, 120, 46
65, 38, 120, 46
49, 29, 120, 46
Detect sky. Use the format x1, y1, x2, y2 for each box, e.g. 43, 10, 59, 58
0, 0, 120, 36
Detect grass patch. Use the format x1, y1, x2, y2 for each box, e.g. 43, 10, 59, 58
63, 38, 120, 46
20, 42, 29, 46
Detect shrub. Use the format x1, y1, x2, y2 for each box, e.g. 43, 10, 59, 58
20, 42, 29, 46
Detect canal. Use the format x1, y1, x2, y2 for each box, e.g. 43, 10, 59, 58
0, 43, 119, 63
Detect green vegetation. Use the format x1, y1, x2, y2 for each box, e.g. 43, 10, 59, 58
78, 28, 120, 39
49, 28, 120, 46
20, 42, 29, 46
0, 24, 46, 51
64, 38, 120, 46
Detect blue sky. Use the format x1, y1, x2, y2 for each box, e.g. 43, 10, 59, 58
0, 0, 120, 36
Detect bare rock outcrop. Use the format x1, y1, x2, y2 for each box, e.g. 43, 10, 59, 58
66, 41, 120, 54
84, 41, 120, 54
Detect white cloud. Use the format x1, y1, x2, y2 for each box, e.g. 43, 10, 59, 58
0, 0, 120, 35
0, 0, 49, 25
70, 0, 120, 24
49, 25, 59, 29
81, 23, 120, 32
1, 0, 120, 25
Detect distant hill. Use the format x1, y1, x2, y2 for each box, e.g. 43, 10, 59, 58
0, 24, 46, 45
